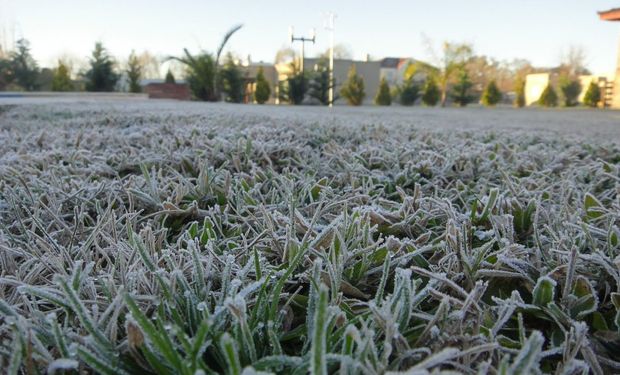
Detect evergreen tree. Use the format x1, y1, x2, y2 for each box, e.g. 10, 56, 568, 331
10, 38, 39, 91
85, 42, 119, 92
51, 60, 73, 91
450, 69, 473, 107
514, 77, 526, 108
0, 58, 14, 90
538, 84, 558, 107
559, 76, 581, 107
583, 80, 601, 108
375, 77, 392, 106
398, 78, 420, 106
481, 80, 502, 106
340, 65, 365, 106
421, 76, 440, 106
280, 72, 308, 105
126, 51, 143, 93
437, 42, 473, 107
165, 69, 176, 84
220, 54, 245, 103
308, 59, 336, 105
254, 67, 271, 104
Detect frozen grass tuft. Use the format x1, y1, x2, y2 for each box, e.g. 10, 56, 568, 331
1, 102, 620, 374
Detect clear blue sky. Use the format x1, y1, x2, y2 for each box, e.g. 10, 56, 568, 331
1, 0, 620, 74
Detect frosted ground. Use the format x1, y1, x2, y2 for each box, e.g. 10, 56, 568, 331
0, 100, 619, 374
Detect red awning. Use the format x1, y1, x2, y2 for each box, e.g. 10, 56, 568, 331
599, 8, 620, 21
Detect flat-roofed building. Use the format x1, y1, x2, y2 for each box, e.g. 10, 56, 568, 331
598, 8, 620, 108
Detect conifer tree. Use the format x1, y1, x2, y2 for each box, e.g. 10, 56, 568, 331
375, 77, 392, 106
481, 80, 502, 106
514, 77, 526, 108
220, 54, 244, 103
165, 69, 176, 84
51, 60, 73, 91
254, 67, 271, 104
126, 51, 143, 93
340, 65, 365, 106
308, 58, 335, 105
583, 80, 601, 108
559, 76, 580, 107
538, 84, 558, 107
421, 76, 440, 106
85, 42, 119, 92
398, 78, 420, 106
10, 38, 39, 91
450, 69, 473, 107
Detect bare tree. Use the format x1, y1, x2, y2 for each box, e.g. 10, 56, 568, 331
137, 51, 161, 79
422, 36, 473, 107
318, 44, 353, 60
559, 45, 589, 77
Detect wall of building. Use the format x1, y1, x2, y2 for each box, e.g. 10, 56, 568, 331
242, 64, 278, 104
380, 68, 399, 86
304, 58, 381, 105
613, 40, 620, 108
525, 73, 550, 106
526, 72, 611, 107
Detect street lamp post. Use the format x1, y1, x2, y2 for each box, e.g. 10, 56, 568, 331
324, 13, 336, 107
289, 27, 316, 102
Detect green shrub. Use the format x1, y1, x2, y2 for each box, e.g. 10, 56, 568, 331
559, 76, 581, 107
450, 69, 473, 107
51, 61, 73, 92
421, 76, 440, 106
583, 81, 601, 108
254, 67, 271, 104
398, 78, 420, 106
481, 80, 502, 106
538, 84, 558, 107
164, 69, 176, 84
340, 65, 365, 106
514, 77, 526, 108
85, 42, 119, 92
375, 77, 392, 106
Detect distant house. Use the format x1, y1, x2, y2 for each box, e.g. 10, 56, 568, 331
380, 57, 407, 86
598, 8, 620, 108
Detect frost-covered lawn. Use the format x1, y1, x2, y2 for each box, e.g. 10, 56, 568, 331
1, 101, 619, 374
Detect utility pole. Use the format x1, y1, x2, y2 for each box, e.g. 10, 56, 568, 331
324, 13, 337, 107
289, 26, 315, 101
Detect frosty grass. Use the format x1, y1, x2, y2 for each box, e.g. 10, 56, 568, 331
1, 102, 619, 374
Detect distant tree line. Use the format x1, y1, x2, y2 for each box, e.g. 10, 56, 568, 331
0, 34, 604, 108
